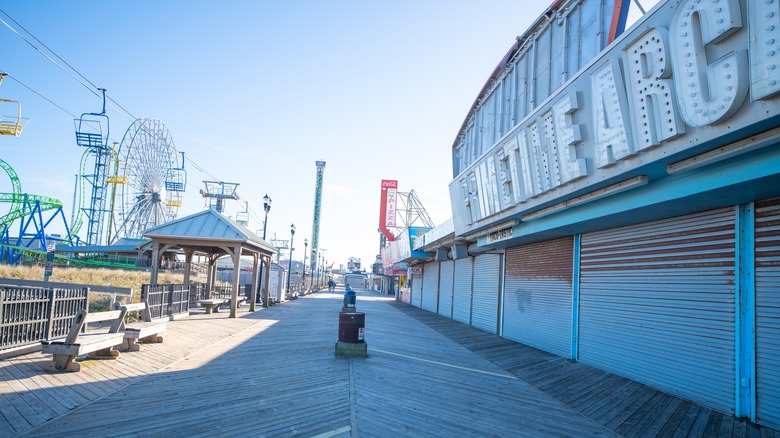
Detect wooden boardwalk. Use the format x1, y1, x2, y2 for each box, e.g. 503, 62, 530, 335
0, 290, 777, 437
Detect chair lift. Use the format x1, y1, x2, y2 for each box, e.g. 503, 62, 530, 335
75, 88, 109, 147
0, 73, 30, 137
236, 202, 249, 226
165, 152, 186, 207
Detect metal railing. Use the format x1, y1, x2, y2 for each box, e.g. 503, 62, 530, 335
140, 284, 190, 320
189, 283, 259, 304
0, 285, 88, 351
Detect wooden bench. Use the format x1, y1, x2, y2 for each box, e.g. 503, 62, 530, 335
40, 308, 127, 372
197, 295, 246, 314
197, 298, 228, 314
119, 301, 167, 352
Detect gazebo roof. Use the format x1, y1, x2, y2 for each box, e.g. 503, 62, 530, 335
142, 209, 276, 256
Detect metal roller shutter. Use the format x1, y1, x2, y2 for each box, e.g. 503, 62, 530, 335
756, 198, 780, 429
452, 258, 473, 324
421, 262, 439, 312
410, 273, 422, 308
438, 260, 454, 318
471, 253, 501, 334
503, 237, 573, 357
579, 207, 736, 413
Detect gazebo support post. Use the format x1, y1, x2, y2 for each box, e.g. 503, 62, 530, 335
229, 246, 241, 318
207, 255, 217, 293
150, 243, 160, 285
183, 249, 194, 286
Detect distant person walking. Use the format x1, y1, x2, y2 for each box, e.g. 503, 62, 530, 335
328, 279, 336, 292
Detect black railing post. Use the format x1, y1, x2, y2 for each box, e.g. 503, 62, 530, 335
167, 284, 174, 318
45, 287, 56, 340
0, 287, 5, 345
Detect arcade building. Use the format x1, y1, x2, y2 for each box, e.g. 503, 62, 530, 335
384, 0, 780, 429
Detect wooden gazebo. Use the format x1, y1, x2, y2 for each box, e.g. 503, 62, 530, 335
142, 209, 276, 317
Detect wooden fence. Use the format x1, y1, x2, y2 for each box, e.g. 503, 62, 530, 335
0, 286, 88, 351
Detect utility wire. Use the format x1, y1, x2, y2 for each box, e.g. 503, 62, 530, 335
0, 8, 137, 124
3, 74, 77, 119
0, 12, 100, 99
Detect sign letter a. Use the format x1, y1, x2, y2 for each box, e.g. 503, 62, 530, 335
592, 59, 633, 168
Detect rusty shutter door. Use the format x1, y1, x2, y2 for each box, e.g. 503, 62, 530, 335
452, 258, 473, 324
421, 261, 439, 312
438, 260, 454, 318
503, 237, 573, 357
471, 253, 501, 334
579, 207, 736, 413
756, 198, 780, 429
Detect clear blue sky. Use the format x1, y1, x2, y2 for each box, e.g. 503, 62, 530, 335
0, 1, 575, 270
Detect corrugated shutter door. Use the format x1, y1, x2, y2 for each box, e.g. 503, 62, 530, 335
411, 273, 422, 308
452, 258, 473, 324
579, 207, 736, 413
471, 253, 501, 334
438, 260, 454, 318
756, 198, 780, 429
421, 262, 439, 312
503, 237, 573, 357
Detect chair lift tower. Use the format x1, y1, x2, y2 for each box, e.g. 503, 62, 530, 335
74, 88, 111, 246
199, 181, 239, 213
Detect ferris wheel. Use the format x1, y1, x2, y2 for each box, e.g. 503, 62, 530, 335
109, 118, 184, 243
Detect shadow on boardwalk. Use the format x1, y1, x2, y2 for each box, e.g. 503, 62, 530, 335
0, 289, 776, 437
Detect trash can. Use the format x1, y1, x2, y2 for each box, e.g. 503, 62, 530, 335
338, 312, 365, 343
342, 288, 356, 311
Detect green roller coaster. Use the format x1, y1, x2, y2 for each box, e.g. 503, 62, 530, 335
0, 158, 76, 264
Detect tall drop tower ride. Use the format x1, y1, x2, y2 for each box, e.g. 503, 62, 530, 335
310, 161, 326, 272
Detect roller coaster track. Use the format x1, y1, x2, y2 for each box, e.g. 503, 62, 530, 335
0, 158, 22, 228
0, 242, 144, 270
0, 158, 63, 228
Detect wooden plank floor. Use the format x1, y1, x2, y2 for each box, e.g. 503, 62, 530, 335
0, 290, 774, 437
389, 299, 780, 438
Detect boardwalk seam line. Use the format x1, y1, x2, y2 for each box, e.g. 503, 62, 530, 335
349, 359, 357, 437
371, 348, 518, 380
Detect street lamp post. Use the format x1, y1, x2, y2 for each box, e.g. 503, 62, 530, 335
318, 252, 322, 289
286, 224, 296, 298
303, 238, 308, 293
321, 249, 327, 286
319, 249, 326, 289
259, 194, 271, 307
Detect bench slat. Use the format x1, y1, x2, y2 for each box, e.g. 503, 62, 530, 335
42, 333, 126, 356
84, 310, 125, 324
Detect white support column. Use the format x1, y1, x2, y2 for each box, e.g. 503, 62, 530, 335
263, 255, 272, 305
250, 253, 259, 312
